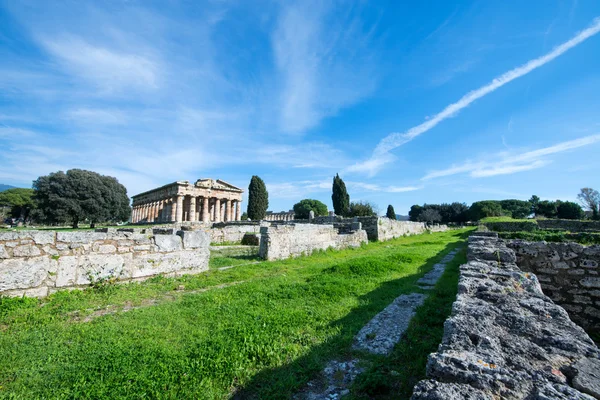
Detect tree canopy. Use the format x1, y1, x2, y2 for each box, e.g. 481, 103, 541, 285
247, 175, 269, 220
348, 201, 377, 217
331, 174, 350, 217
420, 208, 441, 224
293, 199, 328, 219
33, 169, 130, 228
410, 202, 469, 223
577, 188, 600, 220
386, 204, 396, 220
556, 201, 584, 220
0, 188, 35, 220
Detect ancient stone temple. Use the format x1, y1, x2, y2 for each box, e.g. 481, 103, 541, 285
131, 179, 243, 223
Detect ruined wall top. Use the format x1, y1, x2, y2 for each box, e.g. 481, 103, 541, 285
411, 233, 600, 399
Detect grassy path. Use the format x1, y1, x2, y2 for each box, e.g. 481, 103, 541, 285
0, 229, 470, 399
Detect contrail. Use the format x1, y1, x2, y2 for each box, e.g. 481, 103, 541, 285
372, 17, 600, 158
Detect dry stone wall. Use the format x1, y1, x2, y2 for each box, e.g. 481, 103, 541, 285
411, 233, 600, 400
507, 240, 600, 332
0, 228, 210, 298
538, 219, 600, 232
258, 224, 367, 261
206, 222, 264, 244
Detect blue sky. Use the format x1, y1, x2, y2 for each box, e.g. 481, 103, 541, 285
1, 0, 599, 214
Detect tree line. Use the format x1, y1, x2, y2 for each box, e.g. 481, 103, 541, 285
408, 188, 600, 223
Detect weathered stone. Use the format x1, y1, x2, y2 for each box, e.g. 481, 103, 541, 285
153, 235, 182, 252
0, 244, 8, 259
411, 235, 600, 400
28, 231, 55, 245
581, 260, 598, 268
57, 231, 107, 243
75, 254, 127, 285
568, 269, 586, 275
129, 250, 209, 279
571, 358, 600, 399
12, 244, 41, 257
97, 244, 117, 254
177, 230, 210, 249
0, 256, 54, 291
56, 256, 78, 287
581, 278, 600, 288
573, 295, 591, 304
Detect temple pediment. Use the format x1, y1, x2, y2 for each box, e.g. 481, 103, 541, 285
194, 178, 243, 192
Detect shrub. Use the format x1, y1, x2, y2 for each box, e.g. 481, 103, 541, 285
292, 199, 328, 219
556, 201, 584, 220
348, 201, 377, 217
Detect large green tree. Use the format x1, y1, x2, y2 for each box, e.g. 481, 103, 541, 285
577, 188, 600, 220
331, 173, 350, 217
348, 201, 377, 217
293, 199, 328, 219
499, 199, 532, 219
409, 205, 423, 222
536, 200, 558, 218
0, 188, 35, 220
33, 169, 131, 228
557, 201, 584, 220
468, 200, 507, 221
386, 204, 396, 220
529, 195, 540, 216
247, 175, 269, 220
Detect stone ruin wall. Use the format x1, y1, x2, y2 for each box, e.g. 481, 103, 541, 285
258, 224, 368, 261
411, 233, 600, 400
538, 219, 600, 232
311, 216, 447, 241
0, 228, 210, 298
506, 240, 600, 333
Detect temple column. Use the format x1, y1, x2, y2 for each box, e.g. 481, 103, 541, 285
155, 201, 161, 221
215, 198, 221, 222
224, 200, 230, 222
145, 203, 150, 222
189, 196, 197, 222
202, 197, 209, 222
160, 200, 167, 222
176, 195, 184, 222
236, 201, 241, 221
148, 203, 154, 223
170, 197, 177, 222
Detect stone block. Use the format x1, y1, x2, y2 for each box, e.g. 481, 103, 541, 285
0, 232, 18, 241
0, 245, 8, 259
573, 295, 591, 304
56, 256, 78, 287
580, 260, 598, 268
133, 245, 151, 252
12, 244, 42, 258
567, 269, 586, 275
75, 254, 130, 285
97, 244, 117, 254
129, 250, 209, 279
177, 230, 210, 249
57, 231, 107, 243
153, 235, 182, 252
28, 231, 55, 245
153, 228, 176, 235
580, 278, 600, 288
0, 256, 55, 291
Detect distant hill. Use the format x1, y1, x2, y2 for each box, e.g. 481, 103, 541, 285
0, 184, 16, 192
396, 214, 409, 221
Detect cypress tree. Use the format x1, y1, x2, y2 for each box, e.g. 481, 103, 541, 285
331, 173, 349, 217
247, 175, 269, 220
386, 204, 396, 220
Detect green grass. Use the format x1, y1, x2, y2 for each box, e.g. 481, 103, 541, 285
209, 246, 261, 268
350, 247, 465, 399
0, 229, 471, 399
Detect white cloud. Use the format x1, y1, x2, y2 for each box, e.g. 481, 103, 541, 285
41, 36, 160, 92
423, 134, 600, 180
272, 2, 378, 133
350, 17, 600, 176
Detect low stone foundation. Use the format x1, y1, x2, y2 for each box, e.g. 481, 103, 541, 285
411, 233, 600, 399
258, 224, 368, 261
0, 228, 210, 298
507, 240, 600, 333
